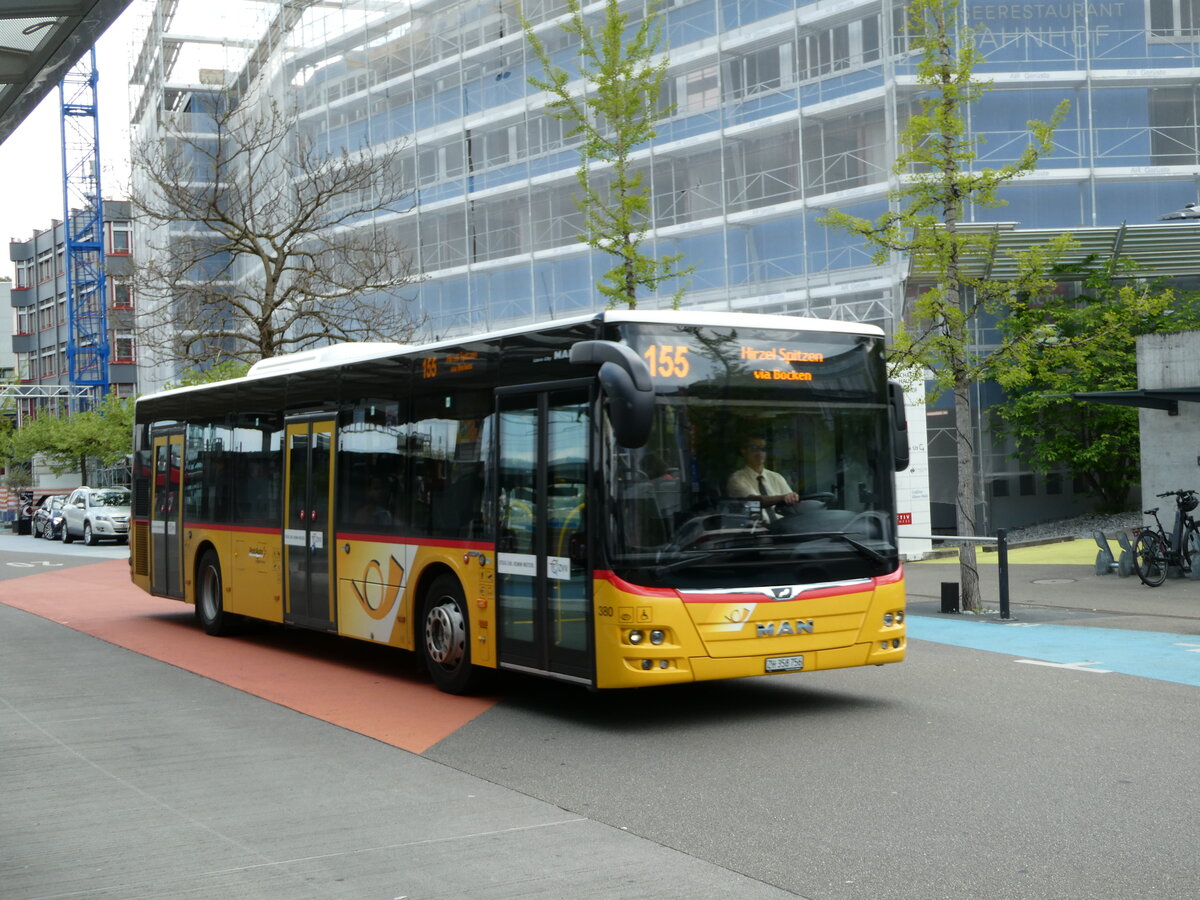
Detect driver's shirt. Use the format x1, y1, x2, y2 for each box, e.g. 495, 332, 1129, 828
727, 466, 792, 500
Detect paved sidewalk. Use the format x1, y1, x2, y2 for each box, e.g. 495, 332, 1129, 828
0, 581, 791, 900
905, 538, 1200, 634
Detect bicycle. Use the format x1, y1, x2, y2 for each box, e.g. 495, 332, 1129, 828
1132, 489, 1200, 587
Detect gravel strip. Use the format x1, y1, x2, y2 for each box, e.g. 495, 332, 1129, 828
1004, 511, 1143, 544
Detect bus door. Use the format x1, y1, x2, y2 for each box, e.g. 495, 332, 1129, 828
150, 432, 184, 598
495, 386, 592, 683
284, 417, 336, 630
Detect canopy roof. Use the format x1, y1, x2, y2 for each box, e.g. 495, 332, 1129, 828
906, 221, 1200, 284
0, 1, 131, 145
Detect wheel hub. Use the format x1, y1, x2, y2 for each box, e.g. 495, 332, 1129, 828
425, 599, 466, 667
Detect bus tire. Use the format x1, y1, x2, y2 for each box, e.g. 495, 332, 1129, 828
420, 574, 484, 694
196, 549, 236, 636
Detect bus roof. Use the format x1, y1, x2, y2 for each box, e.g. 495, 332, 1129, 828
138, 309, 883, 403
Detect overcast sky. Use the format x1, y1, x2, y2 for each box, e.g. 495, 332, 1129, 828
0, 5, 139, 257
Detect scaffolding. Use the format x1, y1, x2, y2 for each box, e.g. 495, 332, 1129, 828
60, 47, 109, 404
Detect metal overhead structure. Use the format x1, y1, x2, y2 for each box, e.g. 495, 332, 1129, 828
905, 220, 1200, 285
60, 46, 108, 402
903, 220, 1200, 414
0, 1, 131, 145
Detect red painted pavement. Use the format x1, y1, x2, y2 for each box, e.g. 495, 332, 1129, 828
0, 560, 498, 753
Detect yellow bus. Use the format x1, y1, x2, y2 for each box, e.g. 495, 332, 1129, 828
130, 310, 909, 693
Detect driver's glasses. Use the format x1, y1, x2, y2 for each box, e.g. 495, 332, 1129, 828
745, 443, 767, 453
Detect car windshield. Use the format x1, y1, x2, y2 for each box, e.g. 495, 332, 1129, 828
605, 323, 898, 590
91, 490, 130, 507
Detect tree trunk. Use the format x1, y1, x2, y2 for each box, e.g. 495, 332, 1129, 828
954, 375, 981, 611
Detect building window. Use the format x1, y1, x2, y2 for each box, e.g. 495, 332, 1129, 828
802, 108, 889, 195
111, 282, 133, 309
1150, 87, 1198, 164
1019, 473, 1036, 496
723, 43, 784, 101
114, 332, 135, 363
1150, 0, 1200, 37
677, 65, 720, 113
109, 223, 131, 254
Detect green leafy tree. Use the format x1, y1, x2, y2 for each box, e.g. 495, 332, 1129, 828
0, 416, 33, 489
995, 262, 1192, 512
822, 0, 1071, 610
824, 0, 1165, 609
11, 395, 134, 485
524, 0, 691, 308
166, 360, 251, 390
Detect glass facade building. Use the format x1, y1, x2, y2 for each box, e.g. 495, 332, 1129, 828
129, 0, 1200, 526
130, 0, 1200, 345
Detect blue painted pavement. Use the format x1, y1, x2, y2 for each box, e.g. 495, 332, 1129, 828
908, 616, 1200, 687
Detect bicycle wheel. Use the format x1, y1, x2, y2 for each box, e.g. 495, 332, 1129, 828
1134, 531, 1168, 587
1186, 526, 1200, 580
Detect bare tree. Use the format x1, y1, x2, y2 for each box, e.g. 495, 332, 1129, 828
130, 93, 422, 369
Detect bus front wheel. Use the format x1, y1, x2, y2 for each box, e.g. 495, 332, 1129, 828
196, 549, 236, 636
421, 574, 483, 694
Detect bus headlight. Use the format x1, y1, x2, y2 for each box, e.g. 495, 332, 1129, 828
650, 629, 665, 645
628, 630, 644, 645
883, 613, 894, 626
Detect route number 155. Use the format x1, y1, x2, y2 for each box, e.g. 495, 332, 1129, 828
643, 344, 690, 378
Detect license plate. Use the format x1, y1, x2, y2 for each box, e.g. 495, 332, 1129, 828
765, 655, 804, 673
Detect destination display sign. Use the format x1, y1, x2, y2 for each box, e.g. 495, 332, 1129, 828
420, 350, 480, 380
620, 324, 877, 392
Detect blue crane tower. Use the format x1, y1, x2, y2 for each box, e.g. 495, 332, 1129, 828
60, 47, 109, 406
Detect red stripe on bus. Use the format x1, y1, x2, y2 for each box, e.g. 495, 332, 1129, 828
594, 570, 680, 597
596, 567, 903, 603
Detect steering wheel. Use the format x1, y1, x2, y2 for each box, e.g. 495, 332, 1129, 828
771, 493, 836, 522
782, 492, 834, 508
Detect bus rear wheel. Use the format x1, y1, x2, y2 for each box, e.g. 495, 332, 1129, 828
421, 574, 484, 694
196, 549, 236, 636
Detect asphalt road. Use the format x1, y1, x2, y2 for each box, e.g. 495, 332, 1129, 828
2, 534, 1198, 899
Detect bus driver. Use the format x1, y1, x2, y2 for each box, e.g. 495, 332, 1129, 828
727, 435, 799, 515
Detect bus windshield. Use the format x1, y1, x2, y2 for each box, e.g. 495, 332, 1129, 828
606, 324, 898, 590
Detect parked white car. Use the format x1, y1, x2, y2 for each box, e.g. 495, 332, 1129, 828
62, 486, 132, 546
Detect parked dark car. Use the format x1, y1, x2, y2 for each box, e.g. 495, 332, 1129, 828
31, 494, 70, 540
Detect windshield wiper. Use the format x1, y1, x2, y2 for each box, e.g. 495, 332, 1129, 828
772, 530, 889, 566
652, 544, 788, 576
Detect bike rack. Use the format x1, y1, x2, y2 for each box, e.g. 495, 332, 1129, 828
1093, 530, 1134, 577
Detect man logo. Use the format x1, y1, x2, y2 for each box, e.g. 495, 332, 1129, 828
771, 587, 794, 600
756, 620, 814, 637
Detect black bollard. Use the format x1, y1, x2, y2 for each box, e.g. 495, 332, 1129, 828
940, 581, 960, 614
